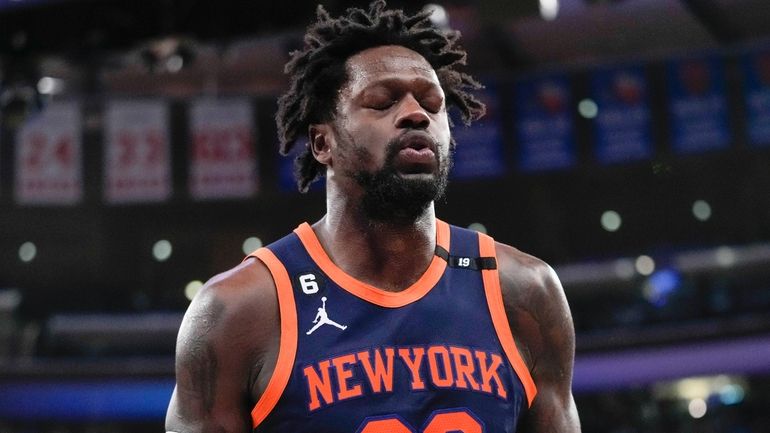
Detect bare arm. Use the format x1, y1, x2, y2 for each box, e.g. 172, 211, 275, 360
166, 259, 278, 433
496, 243, 581, 433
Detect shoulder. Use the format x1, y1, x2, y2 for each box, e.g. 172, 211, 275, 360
175, 255, 279, 373
492, 241, 572, 371
168, 255, 281, 430
494, 241, 563, 305
488, 240, 581, 431
199, 255, 277, 313
186, 255, 276, 330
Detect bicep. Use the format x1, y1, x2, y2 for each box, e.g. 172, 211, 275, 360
522, 266, 580, 433
496, 246, 581, 433
165, 288, 253, 433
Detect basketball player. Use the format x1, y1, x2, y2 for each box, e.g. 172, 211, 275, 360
166, 2, 580, 432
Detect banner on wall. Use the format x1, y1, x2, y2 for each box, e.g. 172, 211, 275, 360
104, 100, 172, 204
189, 99, 257, 200
15, 101, 83, 205
667, 57, 731, 154
743, 49, 770, 147
451, 83, 506, 179
591, 66, 653, 164
514, 75, 576, 172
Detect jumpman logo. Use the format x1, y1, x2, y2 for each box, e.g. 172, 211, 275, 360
306, 296, 347, 335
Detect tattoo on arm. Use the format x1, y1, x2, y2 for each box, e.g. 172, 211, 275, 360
190, 341, 219, 413
177, 298, 226, 414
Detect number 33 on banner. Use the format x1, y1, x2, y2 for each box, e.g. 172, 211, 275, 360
357, 408, 483, 433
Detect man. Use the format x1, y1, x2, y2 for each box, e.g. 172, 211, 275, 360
166, 1, 580, 432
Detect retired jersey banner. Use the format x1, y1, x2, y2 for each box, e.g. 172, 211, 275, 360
189, 99, 257, 200
514, 75, 576, 172
667, 57, 731, 154
15, 101, 83, 205
743, 48, 770, 147
104, 100, 171, 204
591, 66, 653, 164
451, 83, 506, 179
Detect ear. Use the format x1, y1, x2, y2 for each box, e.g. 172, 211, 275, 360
308, 124, 333, 166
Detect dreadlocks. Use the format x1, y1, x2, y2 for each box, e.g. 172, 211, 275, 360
276, 0, 486, 192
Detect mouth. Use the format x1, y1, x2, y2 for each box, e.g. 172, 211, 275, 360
393, 132, 438, 173
398, 131, 437, 154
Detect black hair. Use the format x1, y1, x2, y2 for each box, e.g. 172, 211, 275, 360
276, 0, 486, 192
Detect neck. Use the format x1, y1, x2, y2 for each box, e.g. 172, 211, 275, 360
313, 179, 437, 292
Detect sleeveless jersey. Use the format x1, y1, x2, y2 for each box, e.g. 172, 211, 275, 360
247, 219, 537, 433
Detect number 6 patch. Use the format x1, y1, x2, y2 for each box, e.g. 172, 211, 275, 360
296, 272, 324, 295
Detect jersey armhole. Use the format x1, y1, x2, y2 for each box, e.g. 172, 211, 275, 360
477, 233, 538, 408
247, 248, 298, 428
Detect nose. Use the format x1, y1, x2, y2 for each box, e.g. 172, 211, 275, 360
395, 95, 430, 130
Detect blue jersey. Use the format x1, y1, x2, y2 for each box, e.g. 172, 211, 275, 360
248, 220, 536, 433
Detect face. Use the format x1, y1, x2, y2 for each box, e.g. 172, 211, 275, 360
313, 45, 453, 223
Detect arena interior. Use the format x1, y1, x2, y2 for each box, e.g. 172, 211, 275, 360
1, 0, 770, 431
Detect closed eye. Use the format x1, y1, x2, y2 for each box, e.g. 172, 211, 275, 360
421, 97, 444, 114
367, 100, 397, 111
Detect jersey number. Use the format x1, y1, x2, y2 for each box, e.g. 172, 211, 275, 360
299, 273, 319, 294
357, 408, 483, 433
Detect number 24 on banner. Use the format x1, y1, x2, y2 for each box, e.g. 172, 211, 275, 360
23, 132, 75, 172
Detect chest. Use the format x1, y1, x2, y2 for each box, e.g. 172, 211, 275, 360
257, 269, 525, 432
248, 222, 533, 432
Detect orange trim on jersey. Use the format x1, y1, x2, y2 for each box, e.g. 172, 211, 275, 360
477, 233, 538, 408
248, 248, 298, 428
293, 219, 450, 308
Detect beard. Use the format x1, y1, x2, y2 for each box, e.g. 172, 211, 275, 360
348, 135, 452, 225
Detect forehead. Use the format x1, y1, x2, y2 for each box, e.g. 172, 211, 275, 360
344, 45, 440, 94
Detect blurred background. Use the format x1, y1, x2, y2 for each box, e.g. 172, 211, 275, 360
1, 0, 770, 431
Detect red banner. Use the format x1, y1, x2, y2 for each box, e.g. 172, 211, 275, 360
189, 99, 257, 200
104, 100, 172, 204
15, 102, 83, 205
